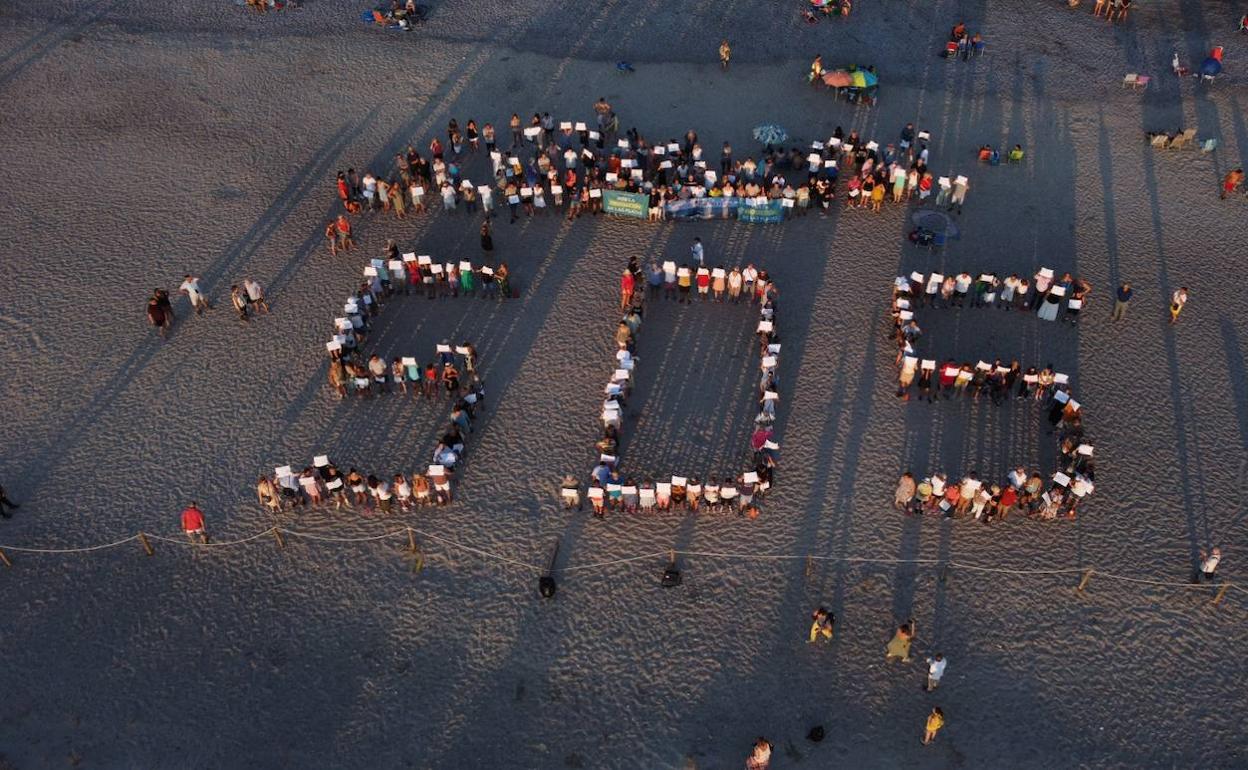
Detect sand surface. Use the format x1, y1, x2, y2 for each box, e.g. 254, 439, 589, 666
2, 0, 1248, 767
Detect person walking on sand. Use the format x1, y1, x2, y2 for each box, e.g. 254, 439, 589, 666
178, 274, 210, 315
1111, 282, 1132, 321
181, 502, 208, 543
886, 620, 915, 662
719, 39, 732, 70
147, 297, 169, 339
895, 472, 916, 510
745, 737, 772, 770
809, 607, 834, 643
243, 278, 270, 314
230, 285, 250, 322
922, 707, 945, 745
1220, 168, 1244, 199
925, 653, 947, 691
1169, 287, 1188, 324
691, 237, 705, 267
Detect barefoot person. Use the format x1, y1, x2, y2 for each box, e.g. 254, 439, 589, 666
180, 502, 208, 543
922, 707, 945, 745
886, 620, 915, 663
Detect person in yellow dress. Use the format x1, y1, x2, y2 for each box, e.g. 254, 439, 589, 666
719, 40, 732, 70
923, 707, 945, 745
808, 607, 834, 643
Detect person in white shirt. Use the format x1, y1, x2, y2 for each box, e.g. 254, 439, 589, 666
953, 272, 972, 306
243, 278, 270, 313
925, 653, 947, 691
1197, 547, 1221, 581
690, 237, 704, 267
178, 274, 211, 315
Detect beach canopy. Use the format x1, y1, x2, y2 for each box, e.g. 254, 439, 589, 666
849, 69, 878, 88
822, 70, 853, 88
752, 124, 789, 145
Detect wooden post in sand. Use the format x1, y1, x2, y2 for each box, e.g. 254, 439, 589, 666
407, 528, 417, 554
271, 527, 285, 549
1077, 568, 1094, 592
1211, 584, 1230, 606
805, 555, 814, 580
0, 548, 11, 568
138, 532, 155, 557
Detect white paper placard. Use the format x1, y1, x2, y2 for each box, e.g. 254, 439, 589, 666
458, 260, 472, 271
588, 130, 600, 140
921, 359, 937, 370
824, 159, 837, 169
402, 252, 416, 262
1052, 471, 1071, 487
428, 464, 445, 476
551, 185, 563, 194
274, 465, 292, 478
938, 176, 951, 187
631, 169, 643, 179
764, 391, 779, 401
954, 175, 968, 185
616, 138, 629, 149
667, 142, 679, 152
587, 486, 604, 499
1054, 373, 1069, 384
1039, 267, 1055, 278
672, 476, 687, 486
524, 126, 540, 138
781, 198, 794, 208
866, 141, 879, 151
757, 320, 774, 333
660, 160, 673, 169
417, 255, 432, 265
436, 344, 452, 353
575, 121, 587, 131
481, 266, 494, 275
654, 146, 667, 155
1054, 390, 1070, 404
560, 121, 572, 130
363, 266, 378, 277
613, 368, 630, 381
326, 340, 342, 352
918, 130, 931, 140
520, 187, 533, 196
430, 263, 443, 274
461, 180, 472, 189
401, 356, 417, 367
1068, 299, 1083, 309
389, 260, 404, 272
764, 440, 780, 450
313, 455, 330, 468
455, 346, 471, 356
478, 185, 490, 195
899, 310, 913, 321
606, 172, 618, 182
976, 361, 991, 371
508, 195, 520, 204
742, 471, 760, 484
1050, 285, 1067, 297
762, 355, 777, 368
768, 343, 781, 353
711, 268, 726, 278
589, 189, 602, 198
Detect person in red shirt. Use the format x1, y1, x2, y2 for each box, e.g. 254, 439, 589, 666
336, 171, 350, 203
996, 485, 1018, 520
334, 215, 354, 252
181, 503, 208, 543
620, 269, 635, 310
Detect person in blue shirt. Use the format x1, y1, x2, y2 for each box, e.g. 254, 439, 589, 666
1112, 282, 1133, 321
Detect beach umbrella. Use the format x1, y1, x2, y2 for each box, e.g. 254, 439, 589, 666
1200, 56, 1222, 77
753, 124, 789, 145
822, 70, 853, 88
849, 69, 879, 88
810, 0, 831, 6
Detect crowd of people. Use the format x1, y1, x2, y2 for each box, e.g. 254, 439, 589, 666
259, 454, 457, 513
319, 245, 504, 499
887, 268, 1098, 518
328, 106, 959, 228
560, 252, 783, 516
324, 241, 512, 379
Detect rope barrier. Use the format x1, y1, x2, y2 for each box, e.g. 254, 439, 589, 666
0, 526, 1239, 604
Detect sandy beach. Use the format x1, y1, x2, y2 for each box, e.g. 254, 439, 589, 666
1, 0, 1247, 766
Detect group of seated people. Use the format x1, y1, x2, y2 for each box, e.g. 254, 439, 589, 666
895, 451, 1095, 522
944, 21, 986, 58
260, 455, 454, 513
976, 144, 1025, 165
566, 259, 783, 515
370, 1, 429, 29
